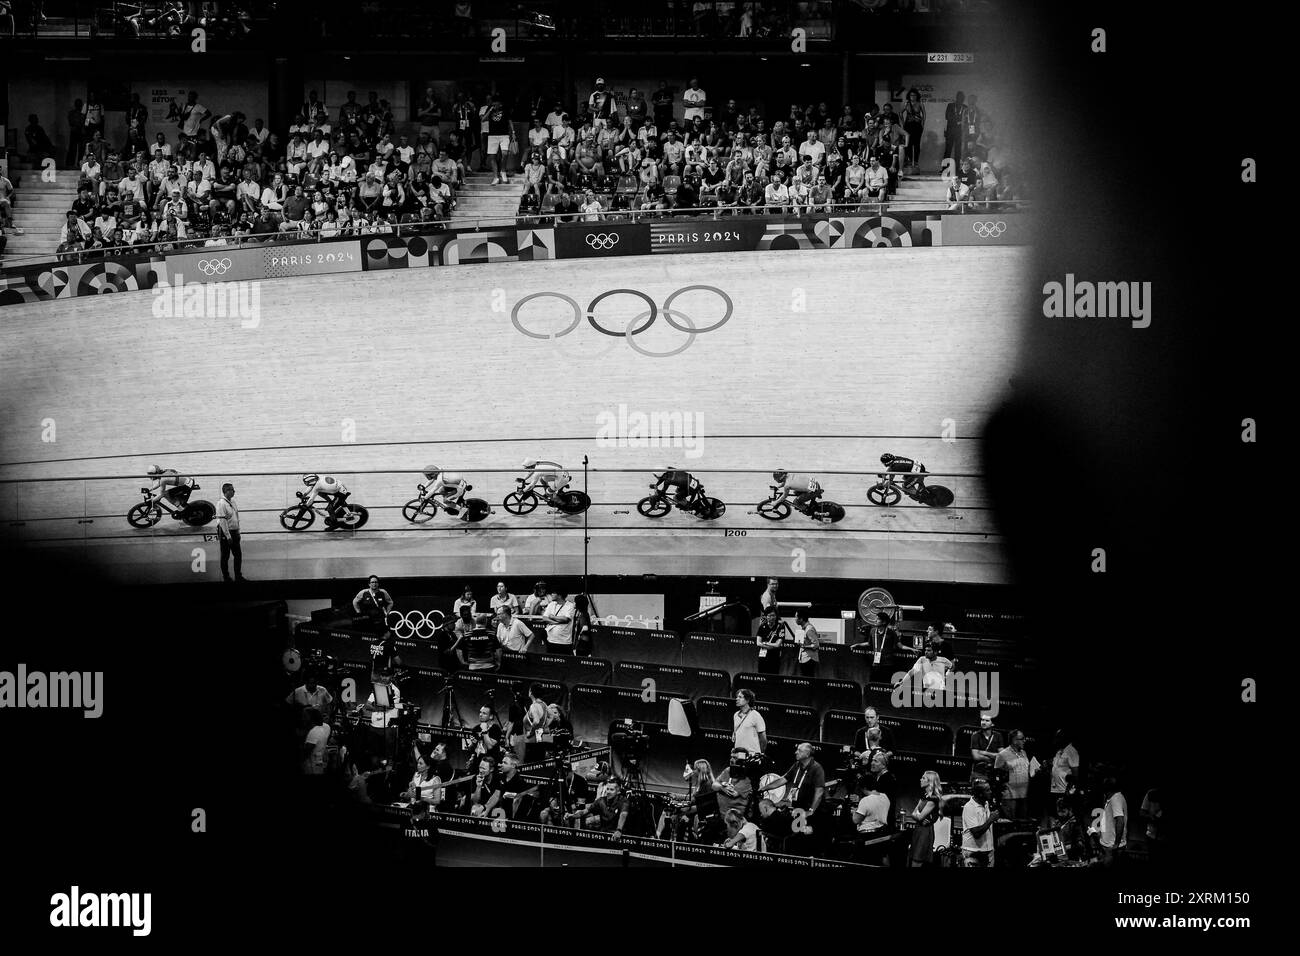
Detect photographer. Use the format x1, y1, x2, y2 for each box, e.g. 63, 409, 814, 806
468, 705, 504, 766
714, 748, 757, 818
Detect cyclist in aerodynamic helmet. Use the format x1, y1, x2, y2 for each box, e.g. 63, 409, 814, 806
879, 453, 927, 492
419, 464, 471, 520
654, 466, 705, 508
145, 463, 193, 512
301, 472, 352, 527
772, 468, 823, 515
519, 457, 572, 501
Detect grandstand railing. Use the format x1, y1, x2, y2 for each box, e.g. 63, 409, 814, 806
0, 200, 1031, 269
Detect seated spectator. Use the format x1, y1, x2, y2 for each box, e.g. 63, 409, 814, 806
431, 148, 459, 187
485, 754, 539, 821
864, 156, 890, 203
70, 187, 97, 220
790, 174, 812, 215
699, 158, 726, 205
720, 808, 760, 851
554, 190, 581, 222
737, 172, 764, 212
236, 169, 262, 218
280, 185, 310, 232
356, 172, 383, 214
583, 778, 630, 838
674, 172, 700, 212
755, 797, 791, 854
798, 129, 826, 168
58, 211, 91, 257
79, 151, 104, 198
428, 175, 452, 219
522, 152, 546, 199
810, 173, 834, 213
946, 176, 971, 210
763, 171, 790, 214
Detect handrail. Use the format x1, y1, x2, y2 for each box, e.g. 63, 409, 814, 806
0, 200, 1031, 269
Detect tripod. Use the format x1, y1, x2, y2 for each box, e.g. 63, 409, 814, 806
432, 679, 464, 730
619, 757, 658, 836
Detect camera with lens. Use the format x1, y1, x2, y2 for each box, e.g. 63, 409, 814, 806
609, 719, 649, 761
728, 748, 763, 779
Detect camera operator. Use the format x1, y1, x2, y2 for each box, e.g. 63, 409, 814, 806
543, 763, 591, 826
714, 748, 757, 817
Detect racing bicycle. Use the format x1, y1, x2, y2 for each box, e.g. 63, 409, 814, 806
280, 491, 370, 531
126, 480, 216, 528
756, 484, 845, 523
402, 482, 493, 523
502, 477, 591, 516
866, 474, 955, 508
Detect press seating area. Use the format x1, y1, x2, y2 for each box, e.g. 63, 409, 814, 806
295, 620, 1040, 812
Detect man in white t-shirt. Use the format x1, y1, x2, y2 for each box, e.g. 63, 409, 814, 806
732, 689, 767, 754
302, 709, 332, 774
798, 130, 826, 167
961, 781, 999, 866
682, 78, 707, 122
1097, 778, 1127, 866
853, 780, 890, 833
543, 590, 576, 654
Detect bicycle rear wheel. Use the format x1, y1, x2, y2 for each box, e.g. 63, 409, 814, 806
918, 485, 954, 507
556, 490, 591, 514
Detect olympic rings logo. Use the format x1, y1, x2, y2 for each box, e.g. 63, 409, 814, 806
585, 233, 620, 250
385, 608, 446, 639
198, 257, 233, 275
972, 221, 1007, 238
510, 285, 734, 358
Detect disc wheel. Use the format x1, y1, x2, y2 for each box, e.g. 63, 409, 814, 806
463, 498, 491, 522
127, 502, 162, 528
555, 490, 591, 514
638, 495, 670, 518
181, 500, 216, 526
502, 490, 538, 515
814, 501, 846, 523
698, 497, 726, 520
867, 482, 901, 506
918, 484, 955, 507
337, 504, 369, 529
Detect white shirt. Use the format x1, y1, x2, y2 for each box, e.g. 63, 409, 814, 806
962, 799, 993, 852
732, 707, 766, 754
545, 600, 576, 645
409, 772, 443, 805
490, 593, 520, 613
580, 200, 602, 221
855, 793, 890, 832
729, 821, 760, 850
683, 86, 707, 120
303, 724, 331, 774
1050, 744, 1080, 793
1099, 792, 1127, 848
798, 140, 826, 165
496, 617, 533, 653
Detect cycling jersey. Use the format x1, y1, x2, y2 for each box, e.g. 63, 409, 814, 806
150, 469, 190, 504
886, 458, 925, 475
780, 473, 821, 494
305, 476, 349, 504
522, 462, 569, 495
425, 472, 468, 500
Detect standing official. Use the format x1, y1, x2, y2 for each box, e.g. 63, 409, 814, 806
216, 482, 246, 583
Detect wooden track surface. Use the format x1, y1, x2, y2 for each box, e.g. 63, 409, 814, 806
0, 247, 1029, 584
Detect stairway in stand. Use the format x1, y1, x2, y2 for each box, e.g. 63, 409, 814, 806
449, 170, 526, 230
890, 172, 948, 208
2, 159, 79, 264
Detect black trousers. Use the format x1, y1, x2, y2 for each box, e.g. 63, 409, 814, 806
219, 530, 242, 579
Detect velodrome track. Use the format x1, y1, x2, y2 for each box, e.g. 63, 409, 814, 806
0, 246, 1029, 584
